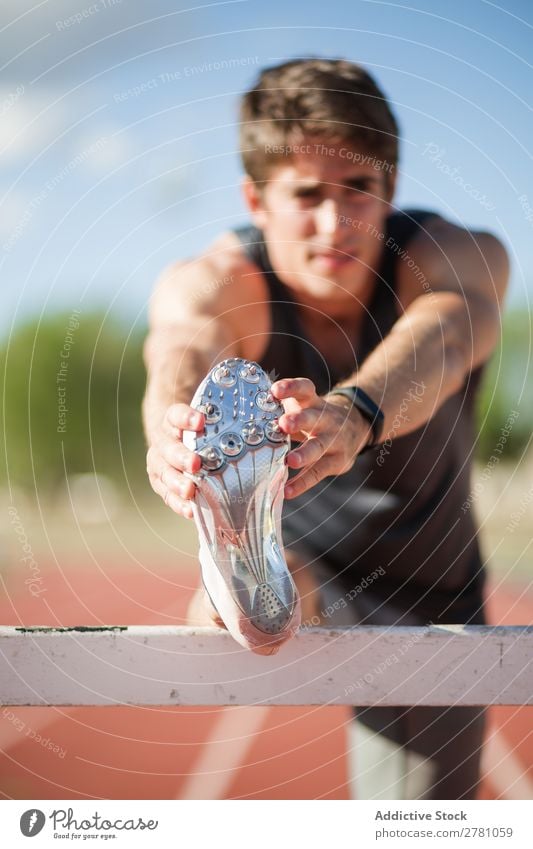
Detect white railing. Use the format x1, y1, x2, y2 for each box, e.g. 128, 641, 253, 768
1, 625, 532, 707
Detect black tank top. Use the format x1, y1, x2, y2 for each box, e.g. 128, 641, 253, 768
233, 211, 486, 623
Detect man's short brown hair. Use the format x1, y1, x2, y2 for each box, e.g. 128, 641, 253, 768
239, 58, 399, 185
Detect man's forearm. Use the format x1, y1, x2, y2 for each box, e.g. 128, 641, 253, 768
340, 294, 472, 443
142, 335, 214, 445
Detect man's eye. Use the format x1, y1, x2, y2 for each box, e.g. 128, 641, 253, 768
347, 180, 374, 193
294, 189, 320, 200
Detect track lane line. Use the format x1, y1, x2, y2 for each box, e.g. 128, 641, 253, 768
177, 705, 269, 799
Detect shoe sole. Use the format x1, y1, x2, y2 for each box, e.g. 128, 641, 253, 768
183, 357, 301, 651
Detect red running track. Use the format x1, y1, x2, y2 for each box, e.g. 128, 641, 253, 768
0, 560, 531, 800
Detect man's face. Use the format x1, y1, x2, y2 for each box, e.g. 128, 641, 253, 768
243, 139, 395, 312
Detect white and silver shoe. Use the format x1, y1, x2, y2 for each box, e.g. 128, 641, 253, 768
183, 358, 301, 652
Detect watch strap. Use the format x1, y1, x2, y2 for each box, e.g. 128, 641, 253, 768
328, 386, 385, 452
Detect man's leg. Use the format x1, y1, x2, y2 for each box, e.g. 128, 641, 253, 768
291, 556, 487, 800
188, 547, 486, 799
345, 590, 486, 800
349, 704, 486, 800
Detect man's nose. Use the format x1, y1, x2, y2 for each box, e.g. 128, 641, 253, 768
314, 198, 341, 236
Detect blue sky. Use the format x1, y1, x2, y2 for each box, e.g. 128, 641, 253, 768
1, 0, 532, 337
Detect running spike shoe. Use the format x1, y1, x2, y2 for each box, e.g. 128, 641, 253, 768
183, 357, 301, 652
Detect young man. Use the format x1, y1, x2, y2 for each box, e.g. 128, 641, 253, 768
143, 58, 509, 799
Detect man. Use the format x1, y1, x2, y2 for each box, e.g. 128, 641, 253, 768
143, 58, 509, 799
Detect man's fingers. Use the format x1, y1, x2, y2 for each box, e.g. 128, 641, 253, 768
159, 464, 197, 500
147, 441, 199, 478
284, 457, 334, 499
160, 439, 202, 474
147, 442, 198, 503
165, 403, 205, 432
271, 377, 318, 404
146, 404, 205, 517
279, 406, 325, 435
176, 474, 197, 500
150, 470, 194, 518
287, 435, 326, 469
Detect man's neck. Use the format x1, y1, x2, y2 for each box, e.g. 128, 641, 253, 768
289, 270, 377, 326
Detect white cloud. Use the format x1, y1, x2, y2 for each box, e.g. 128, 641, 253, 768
0, 187, 32, 238
0, 85, 68, 166
145, 146, 194, 203
70, 125, 137, 175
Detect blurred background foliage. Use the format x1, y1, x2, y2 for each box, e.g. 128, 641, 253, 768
1, 312, 147, 498
476, 308, 532, 459
0, 307, 531, 500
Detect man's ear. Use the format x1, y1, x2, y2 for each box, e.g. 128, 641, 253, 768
241, 175, 269, 230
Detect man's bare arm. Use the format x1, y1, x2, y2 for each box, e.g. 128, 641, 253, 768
143, 258, 238, 517
344, 218, 510, 440
272, 219, 510, 499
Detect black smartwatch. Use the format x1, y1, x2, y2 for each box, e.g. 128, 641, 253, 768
327, 386, 385, 452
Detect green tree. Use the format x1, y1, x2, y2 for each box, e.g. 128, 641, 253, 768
476, 308, 533, 459
1, 311, 147, 498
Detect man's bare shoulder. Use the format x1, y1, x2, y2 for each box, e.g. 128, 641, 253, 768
149, 230, 266, 325
397, 214, 509, 309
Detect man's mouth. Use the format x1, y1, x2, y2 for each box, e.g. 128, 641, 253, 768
309, 250, 356, 270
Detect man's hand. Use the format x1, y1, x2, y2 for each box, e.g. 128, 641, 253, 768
271, 377, 372, 499
146, 403, 205, 519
